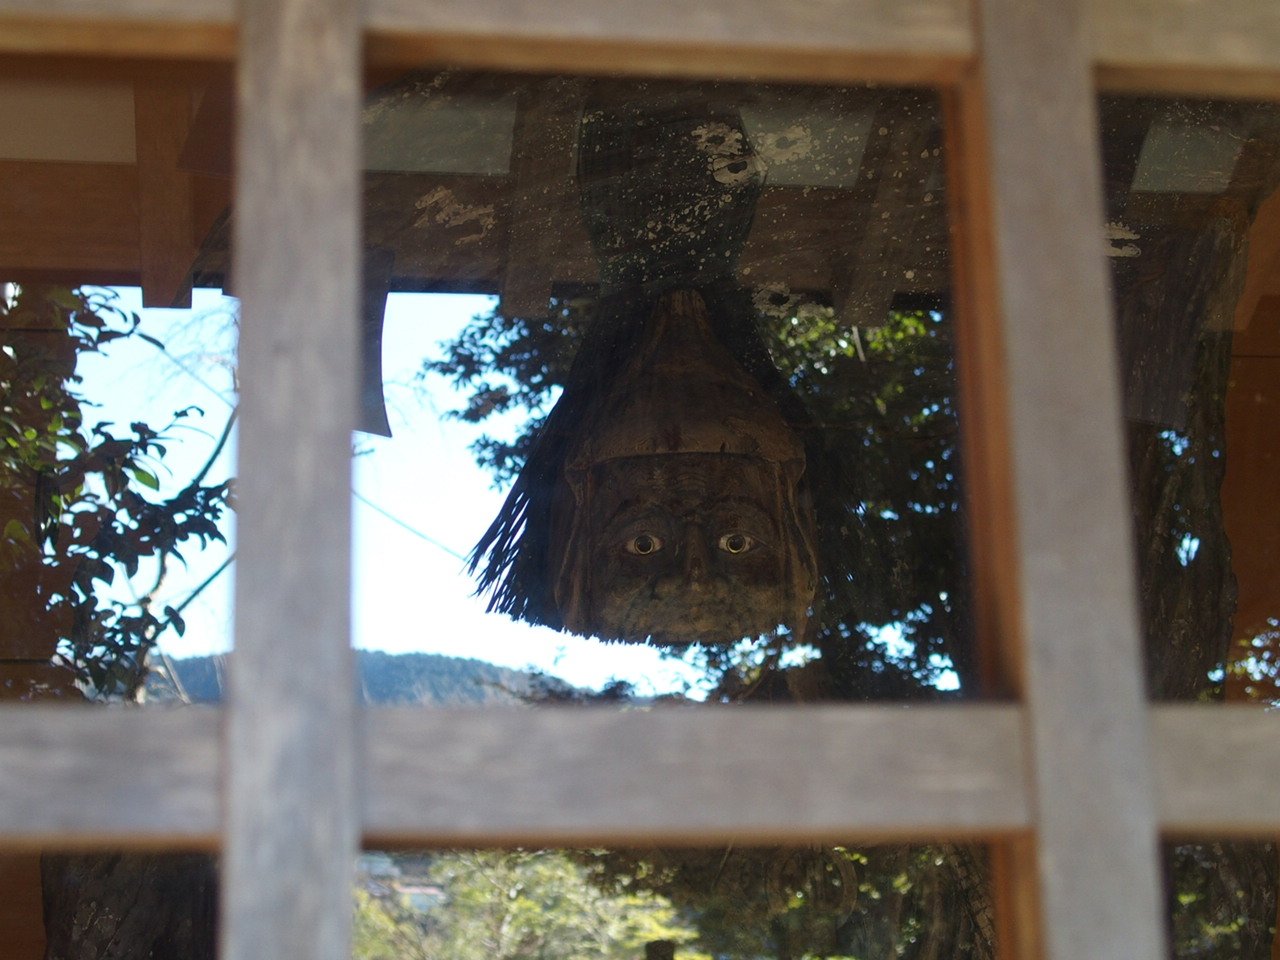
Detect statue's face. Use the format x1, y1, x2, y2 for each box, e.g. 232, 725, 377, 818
551, 289, 817, 644
556, 453, 813, 644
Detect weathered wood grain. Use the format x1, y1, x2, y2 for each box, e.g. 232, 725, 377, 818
364, 0, 971, 84
221, 0, 361, 959
363, 704, 1032, 846
1093, 0, 1280, 98
1153, 705, 1280, 835
0, 1, 234, 59
0, 706, 219, 849
3, 0, 1280, 95
973, 0, 1167, 957
5, 704, 1280, 846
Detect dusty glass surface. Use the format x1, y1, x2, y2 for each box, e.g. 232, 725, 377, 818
0, 63, 237, 704
1100, 95, 1280, 957
1099, 97, 1280, 706
353, 72, 974, 704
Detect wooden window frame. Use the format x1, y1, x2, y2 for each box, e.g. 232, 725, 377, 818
3, 2, 1280, 959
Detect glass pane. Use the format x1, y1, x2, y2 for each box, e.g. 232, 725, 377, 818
1100, 95, 1280, 957
354, 845, 995, 960
1, 61, 237, 703
353, 71, 975, 704
1099, 94, 1280, 701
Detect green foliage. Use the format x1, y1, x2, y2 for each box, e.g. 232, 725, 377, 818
353, 850, 698, 960
1, 284, 234, 698
419, 297, 591, 488
582, 844, 991, 960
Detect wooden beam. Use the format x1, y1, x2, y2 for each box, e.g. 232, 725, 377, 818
362, 704, 1032, 847
0, 0, 234, 59
5, 703, 1280, 846
1093, 0, 1280, 99
134, 80, 196, 307
0, 159, 138, 275
969, 0, 1167, 957
4, 0, 1280, 95
222, 1, 361, 960
1154, 706, 1280, 835
500, 77, 586, 317
364, 0, 972, 84
0, 706, 219, 849
1233, 185, 1280, 330
833, 93, 944, 329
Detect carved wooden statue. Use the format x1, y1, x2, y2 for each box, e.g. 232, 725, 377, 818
472, 84, 818, 644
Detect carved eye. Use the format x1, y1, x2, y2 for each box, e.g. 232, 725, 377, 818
718, 532, 757, 554
626, 534, 664, 555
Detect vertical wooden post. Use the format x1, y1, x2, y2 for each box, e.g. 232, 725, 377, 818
951, 0, 1168, 958
223, 0, 361, 957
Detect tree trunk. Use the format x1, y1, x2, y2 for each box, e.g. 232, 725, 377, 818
41, 853, 218, 960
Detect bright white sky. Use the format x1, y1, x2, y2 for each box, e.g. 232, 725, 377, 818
79, 287, 707, 696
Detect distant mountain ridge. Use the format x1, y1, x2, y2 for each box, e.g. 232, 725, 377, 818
147, 649, 567, 706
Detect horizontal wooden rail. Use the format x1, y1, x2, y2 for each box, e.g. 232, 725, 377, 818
362, 704, 1030, 846
2, 703, 1277, 848
2, 0, 1280, 95
0, 706, 221, 849
1093, 0, 1280, 98
1153, 706, 1280, 835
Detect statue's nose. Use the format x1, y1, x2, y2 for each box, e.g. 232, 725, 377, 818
682, 523, 711, 585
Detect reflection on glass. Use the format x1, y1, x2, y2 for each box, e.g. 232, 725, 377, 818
356, 72, 972, 702
1099, 97, 1280, 705
354, 846, 994, 960
0, 284, 237, 702
1, 66, 238, 703
1101, 96, 1280, 958
1165, 842, 1277, 959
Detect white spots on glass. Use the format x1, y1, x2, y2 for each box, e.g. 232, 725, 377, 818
413, 187, 496, 244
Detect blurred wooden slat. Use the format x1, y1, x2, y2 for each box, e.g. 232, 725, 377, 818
221, 0, 361, 959
1154, 706, 1280, 835
3, 0, 1280, 96
363, 705, 1032, 846
364, 0, 972, 84
973, 0, 1167, 957
1093, 0, 1280, 98
0, 707, 219, 849
0, 1, 235, 59
5, 704, 1280, 845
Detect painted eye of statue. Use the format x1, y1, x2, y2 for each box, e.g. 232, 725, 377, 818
718, 532, 757, 554
626, 533, 664, 555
